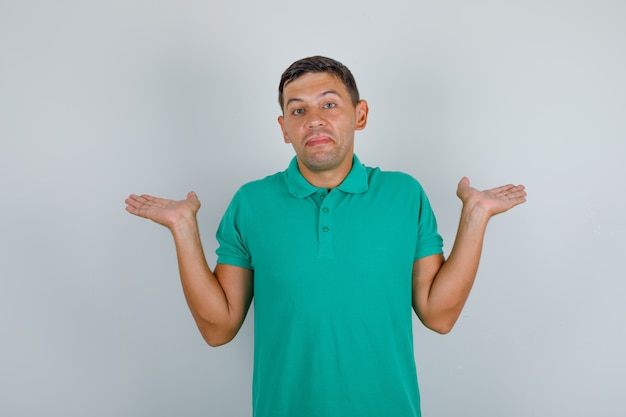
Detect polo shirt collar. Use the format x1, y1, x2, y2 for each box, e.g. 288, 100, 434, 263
286, 154, 369, 198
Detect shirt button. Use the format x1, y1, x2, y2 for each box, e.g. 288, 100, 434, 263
320, 194, 325, 200
322, 207, 329, 213
322, 226, 329, 232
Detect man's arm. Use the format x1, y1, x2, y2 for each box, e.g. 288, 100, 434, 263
125, 192, 253, 346
412, 177, 526, 334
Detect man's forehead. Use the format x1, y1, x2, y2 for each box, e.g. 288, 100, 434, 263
283, 72, 348, 100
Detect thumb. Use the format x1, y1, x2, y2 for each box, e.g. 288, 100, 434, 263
458, 177, 470, 188
456, 177, 471, 200
186, 191, 201, 212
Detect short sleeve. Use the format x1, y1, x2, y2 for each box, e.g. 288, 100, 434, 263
215, 190, 253, 270
414, 184, 444, 260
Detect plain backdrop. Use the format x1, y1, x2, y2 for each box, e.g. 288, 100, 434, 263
1, 1, 625, 416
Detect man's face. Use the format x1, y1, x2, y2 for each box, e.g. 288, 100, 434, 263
278, 72, 368, 180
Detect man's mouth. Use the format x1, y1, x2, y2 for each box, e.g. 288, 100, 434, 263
305, 132, 334, 147
306, 137, 333, 146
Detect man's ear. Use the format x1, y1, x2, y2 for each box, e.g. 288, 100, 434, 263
277, 115, 290, 143
355, 100, 369, 131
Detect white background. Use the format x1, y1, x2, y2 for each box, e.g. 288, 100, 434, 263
1, 1, 625, 416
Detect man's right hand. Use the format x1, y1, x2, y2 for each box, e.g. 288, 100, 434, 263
125, 191, 201, 230
125, 190, 253, 347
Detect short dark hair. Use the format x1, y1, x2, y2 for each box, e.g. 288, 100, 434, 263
278, 56, 360, 110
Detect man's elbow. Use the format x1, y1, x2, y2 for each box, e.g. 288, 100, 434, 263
197, 322, 238, 347
423, 316, 458, 335
202, 331, 236, 347
428, 323, 454, 335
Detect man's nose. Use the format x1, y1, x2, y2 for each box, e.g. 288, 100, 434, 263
306, 110, 326, 128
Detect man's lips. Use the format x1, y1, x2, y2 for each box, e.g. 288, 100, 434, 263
305, 133, 334, 146
306, 137, 332, 146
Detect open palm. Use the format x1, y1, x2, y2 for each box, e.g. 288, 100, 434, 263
125, 191, 201, 229
456, 177, 527, 217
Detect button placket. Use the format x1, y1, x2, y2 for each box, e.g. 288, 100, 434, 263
318, 191, 333, 257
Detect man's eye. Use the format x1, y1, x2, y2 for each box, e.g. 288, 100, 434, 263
292, 108, 304, 115
323, 103, 336, 109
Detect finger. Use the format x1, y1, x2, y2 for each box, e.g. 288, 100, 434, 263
125, 194, 155, 218
125, 194, 142, 208
136, 194, 173, 209
509, 196, 527, 208
509, 187, 527, 198
125, 202, 145, 217
126, 194, 150, 207
492, 185, 527, 199
506, 189, 527, 204
487, 184, 517, 195
137, 194, 160, 203
502, 186, 527, 199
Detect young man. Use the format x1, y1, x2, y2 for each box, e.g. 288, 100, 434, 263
125, 56, 526, 417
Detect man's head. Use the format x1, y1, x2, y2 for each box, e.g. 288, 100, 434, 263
276, 56, 369, 188
278, 56, 360, 111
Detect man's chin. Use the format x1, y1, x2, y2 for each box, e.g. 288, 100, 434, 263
300, 154, 346, 173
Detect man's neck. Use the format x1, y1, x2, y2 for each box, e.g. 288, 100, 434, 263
297, 158, 352, 190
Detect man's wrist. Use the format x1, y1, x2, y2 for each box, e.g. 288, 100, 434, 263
170, 212, 199, 238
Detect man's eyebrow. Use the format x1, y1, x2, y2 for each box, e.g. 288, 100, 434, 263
285, 90, 343, 108
320, 89, 341, 97
319, 90, 343, 101
285, 97, 305, 108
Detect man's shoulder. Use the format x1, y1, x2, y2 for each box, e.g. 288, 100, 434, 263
235, 170, 287, 198
366, 166, 424, 190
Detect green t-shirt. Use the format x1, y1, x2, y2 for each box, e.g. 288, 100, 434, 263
216, 155, 443, 417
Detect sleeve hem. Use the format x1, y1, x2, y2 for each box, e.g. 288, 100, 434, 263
216, 255, 253, 270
